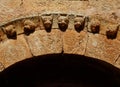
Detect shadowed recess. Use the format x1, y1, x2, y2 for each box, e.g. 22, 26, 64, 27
0, 54, 120, 87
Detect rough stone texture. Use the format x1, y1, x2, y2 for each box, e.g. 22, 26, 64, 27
115, 57, 120, 68
0, 62, 5, 72
85, 33, 120, 65
63, 30, 88, 55
0, 0, 120, 69
0, 35, 32, 67
0, 0, 120, 23
25, 29, 62, 56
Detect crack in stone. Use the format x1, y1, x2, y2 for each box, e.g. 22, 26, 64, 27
114, 54, 120, 64
84, 31, 89, 55
83, 17, 89, 55
61, 32, 64, 55
23, 35, 34, 57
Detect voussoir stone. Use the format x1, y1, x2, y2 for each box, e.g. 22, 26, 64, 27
63, 30, 88, 55
0, 35, 32, 67
25, 29, 63, 56
85, 33, 120, 65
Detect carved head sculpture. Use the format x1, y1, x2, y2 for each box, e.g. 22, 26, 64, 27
42, 14, 53, 31
58, 14, 69, 31
74, 16, 85, 31
24, 20, 36, 34
90, 19, 100, 33
4, 25, 16, 38
106, 25, 118, 39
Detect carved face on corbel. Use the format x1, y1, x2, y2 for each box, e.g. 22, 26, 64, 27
23, 20, 36, 34
74, 16, 85, 31
90, 19, 100, 33
24, 20, 36, 30
58, 14, 69, 31
4, 25, 16, 38
106, 25, 118, 39
42, 15, 53, 30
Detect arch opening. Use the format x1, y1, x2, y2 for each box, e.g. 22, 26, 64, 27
0, 54, 120, 87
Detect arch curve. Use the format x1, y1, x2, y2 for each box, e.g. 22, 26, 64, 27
0, 12, 120, 71
0, 54, 120, 87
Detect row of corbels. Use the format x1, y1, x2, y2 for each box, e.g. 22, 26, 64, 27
0, 13, 119, 40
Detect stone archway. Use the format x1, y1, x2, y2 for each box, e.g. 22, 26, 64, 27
0, 12, 120, 71
0, 0, 120, 86
0, 0, 120, 71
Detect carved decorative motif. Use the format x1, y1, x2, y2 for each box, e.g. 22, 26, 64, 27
0, 13, 119, 40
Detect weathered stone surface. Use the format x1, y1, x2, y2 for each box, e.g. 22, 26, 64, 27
88, 11, 120, 36
25, 29, 62, 56
116, 26, 120, 41
0, 28, 6, 42
63, 30, 88, 55
115, 57, 120, 68
85, 33, 120, 64
0, 62, 5, 72
0, 35, 32, 67
0, 0, 120, 23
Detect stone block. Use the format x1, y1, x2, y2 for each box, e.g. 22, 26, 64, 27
85, 33, 120, 64
63, 30, 88, 55
0, 35, 32, 67
25, 29, 62, 56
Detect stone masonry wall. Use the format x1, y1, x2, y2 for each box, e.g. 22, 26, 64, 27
0, 0, 120, 71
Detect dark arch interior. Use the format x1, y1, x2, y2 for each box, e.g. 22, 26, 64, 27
0, 54, 120, 87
